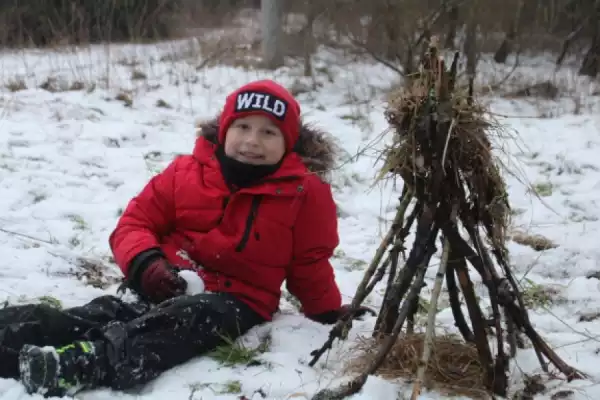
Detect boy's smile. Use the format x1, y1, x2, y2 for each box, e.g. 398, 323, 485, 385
236, 150, 265, 162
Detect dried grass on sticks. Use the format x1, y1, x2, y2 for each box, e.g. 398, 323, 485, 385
308, 40, 586, 400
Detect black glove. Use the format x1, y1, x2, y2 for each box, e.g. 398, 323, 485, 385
307, 304, 377, 325
338, 304, 377, 322
124, 248, 187, 303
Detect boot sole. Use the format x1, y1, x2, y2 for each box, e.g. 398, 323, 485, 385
18, 344, 57, 395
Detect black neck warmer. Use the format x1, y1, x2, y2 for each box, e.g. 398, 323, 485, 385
216, 146, 283, 189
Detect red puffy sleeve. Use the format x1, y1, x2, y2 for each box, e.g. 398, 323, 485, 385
285, 177, 342, 316
109, 159, 178, 278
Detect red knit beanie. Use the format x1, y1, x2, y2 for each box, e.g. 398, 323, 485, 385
218, 80, 301, 152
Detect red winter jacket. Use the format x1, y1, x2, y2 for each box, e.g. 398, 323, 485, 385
109, 118, 342, 321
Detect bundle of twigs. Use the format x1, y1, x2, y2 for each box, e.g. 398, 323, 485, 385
308, 41, 585, 400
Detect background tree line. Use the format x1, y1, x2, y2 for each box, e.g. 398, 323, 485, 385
0, 0, 597, 77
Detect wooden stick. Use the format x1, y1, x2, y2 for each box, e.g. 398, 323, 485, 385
471, 228, 509, 395
309, 191, 415, 367
353, 190, 413, 308
377, 206, 438, 335
310, 258, 429, 400
502, 299, 588, 380
445, 256, 474, 342
454, 255, 495, 392
411, 237, 450, 400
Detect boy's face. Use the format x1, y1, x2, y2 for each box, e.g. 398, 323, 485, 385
224, 115, 286, 165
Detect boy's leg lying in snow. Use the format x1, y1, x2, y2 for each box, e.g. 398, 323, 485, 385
0, 295, 150, 380
18, 292, 264, 397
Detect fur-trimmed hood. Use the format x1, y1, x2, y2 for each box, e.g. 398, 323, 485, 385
195, 116, 338, 181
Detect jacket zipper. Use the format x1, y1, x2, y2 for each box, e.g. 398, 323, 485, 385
235, 195, 262, 252
230, 174, 303, 252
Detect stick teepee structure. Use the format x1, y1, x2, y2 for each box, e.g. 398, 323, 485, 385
308, 40, 586, 400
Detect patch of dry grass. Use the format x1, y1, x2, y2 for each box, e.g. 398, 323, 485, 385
345, 333, 490, 399
511, 230, 558, 252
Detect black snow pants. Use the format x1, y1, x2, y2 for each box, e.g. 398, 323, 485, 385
0, 292, 265, 390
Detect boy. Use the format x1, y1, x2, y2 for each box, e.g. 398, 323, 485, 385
4, 80, 372, 397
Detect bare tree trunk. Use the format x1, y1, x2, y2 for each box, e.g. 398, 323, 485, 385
444, 5, 459, 49
302, 1, 316, 77
579, 17, 600, 76
261, 0, 284, 69
383, 0, 401, 61
464, 18, 477, 79
494, 0, 529, 63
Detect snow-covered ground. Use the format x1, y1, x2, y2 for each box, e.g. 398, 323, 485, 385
1, 39, 600, 399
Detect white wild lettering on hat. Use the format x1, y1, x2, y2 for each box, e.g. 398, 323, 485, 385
235, 91, 288, 120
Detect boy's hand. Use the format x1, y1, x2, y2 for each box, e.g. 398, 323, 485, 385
338, 304, 377, 322
306, 304, 377, 325
140, 258, 187, 303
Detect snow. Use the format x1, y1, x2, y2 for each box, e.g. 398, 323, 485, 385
1, 39, 600, 400
179, 270, 206, 295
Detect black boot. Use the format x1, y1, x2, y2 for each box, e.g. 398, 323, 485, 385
19, 340, 106, 397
